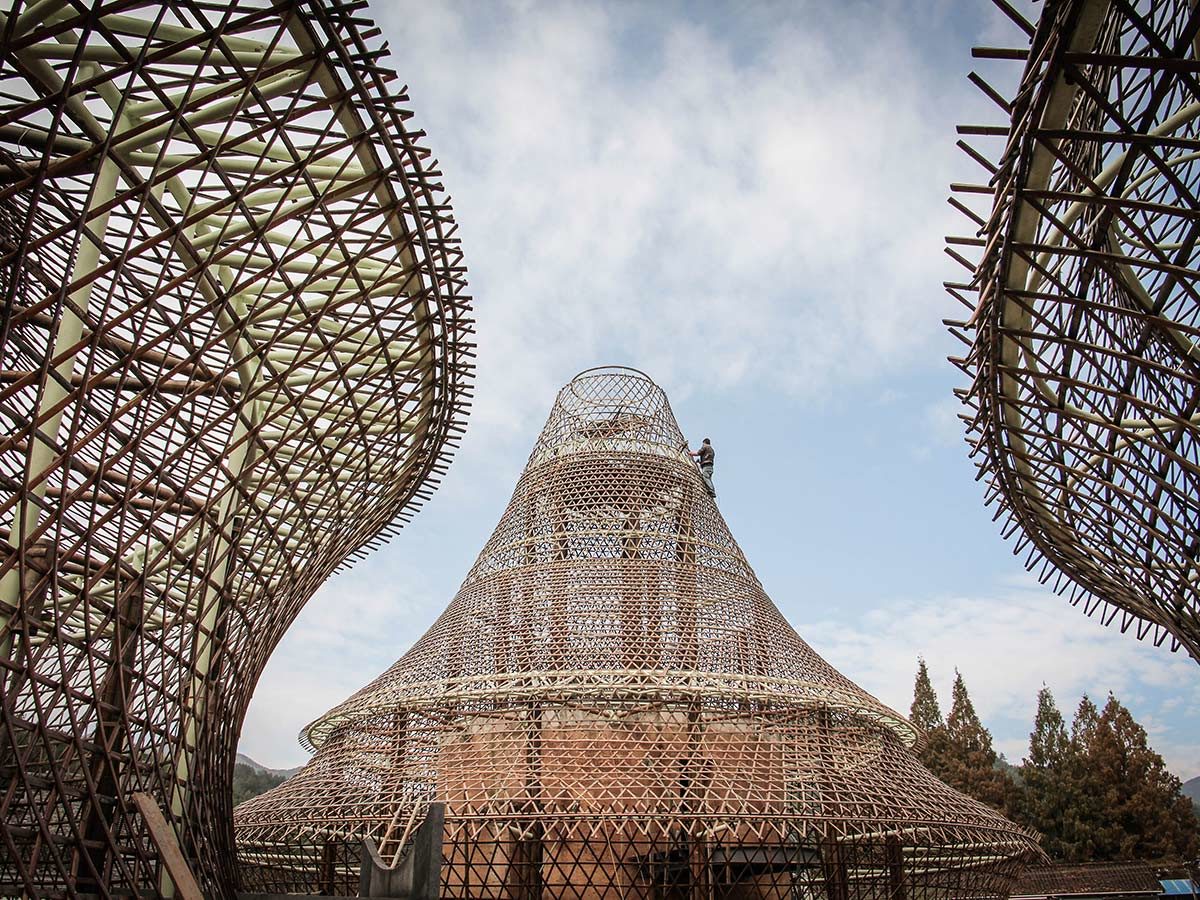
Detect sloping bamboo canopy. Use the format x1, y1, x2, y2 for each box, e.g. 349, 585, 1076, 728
946, 0, 1200, 662
237, 367, 1040, 898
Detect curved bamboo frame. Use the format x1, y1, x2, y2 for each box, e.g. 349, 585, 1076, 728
236, 368, 1040, 898
0, 0, 472, 896
947, 0, 1200, 662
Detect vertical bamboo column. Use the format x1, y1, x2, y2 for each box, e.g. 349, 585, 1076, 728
76, 574, 144, 891
885, 834, 906, 900
816, 707, 848, 900
506, 486, 551, 899
673, 475, 711, 900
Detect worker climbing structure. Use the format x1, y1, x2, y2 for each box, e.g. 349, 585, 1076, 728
236, 366, 1040, 898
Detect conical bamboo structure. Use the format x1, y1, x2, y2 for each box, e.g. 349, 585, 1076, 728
236, 367, 1040, 898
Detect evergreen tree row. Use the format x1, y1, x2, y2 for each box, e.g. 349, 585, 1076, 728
909, 660, 1198, 862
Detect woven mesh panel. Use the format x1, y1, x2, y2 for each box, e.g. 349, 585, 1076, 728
0, 1, 471, 894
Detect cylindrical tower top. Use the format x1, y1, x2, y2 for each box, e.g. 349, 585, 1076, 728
527, 366, 687, 467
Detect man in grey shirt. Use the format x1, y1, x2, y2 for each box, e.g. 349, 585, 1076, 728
686, 438, 716, 498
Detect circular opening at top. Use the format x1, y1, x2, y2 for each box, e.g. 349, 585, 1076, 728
564, 366, 664, 418
571, 364, 656, 382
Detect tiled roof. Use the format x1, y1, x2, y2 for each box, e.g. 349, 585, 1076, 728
1013, 863, 1165, 898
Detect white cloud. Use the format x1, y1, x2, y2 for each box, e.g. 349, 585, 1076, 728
798, 577, 1200, 779
380, 1, 995, 447
238, 569, 443, 767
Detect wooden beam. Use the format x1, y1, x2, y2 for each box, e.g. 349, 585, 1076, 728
131, 792, 206, 900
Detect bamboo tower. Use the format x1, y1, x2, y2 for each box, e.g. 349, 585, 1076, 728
236, 367, 1040, 898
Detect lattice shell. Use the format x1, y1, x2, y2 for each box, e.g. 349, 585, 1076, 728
0, 1, 472, 896
948, 0, 1200, 661
236, 368, 1040, 898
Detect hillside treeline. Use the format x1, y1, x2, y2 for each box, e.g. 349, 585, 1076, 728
232, 762, 288, 806
911, 661, 1198, 862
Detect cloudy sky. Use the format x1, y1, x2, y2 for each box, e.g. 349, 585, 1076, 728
240, 0, 1200, 782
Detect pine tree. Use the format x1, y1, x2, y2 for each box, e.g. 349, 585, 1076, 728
1057, 694, 1104, 862
1083, 694, 1198, 861
1055, 693, 1199, 862
1020, 687, 1073, 858
910, 659, 953, 783
1071, 694, 1099, 747
910, 658, 942, 731
941, 671, 1020, 815
1028, 686, 1070, 770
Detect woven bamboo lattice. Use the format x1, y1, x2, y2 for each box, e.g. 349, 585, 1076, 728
946, 0, 1200, 662
0, 0, 472, 896
236, 367, 1041, 899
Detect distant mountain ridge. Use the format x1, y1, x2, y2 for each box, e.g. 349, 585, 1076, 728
1184, 775, 1200, 819
1184, 775, 1200, 801
233, 754, 301, 806
235, 753, 302, 780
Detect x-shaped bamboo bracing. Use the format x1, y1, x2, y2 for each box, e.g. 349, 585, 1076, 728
946, 0, 1200, 662
0, 0, 473, 896
236, 368, 1042, 899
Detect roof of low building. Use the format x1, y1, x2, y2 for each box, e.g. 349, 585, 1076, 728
1012, 862, 1165, 898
